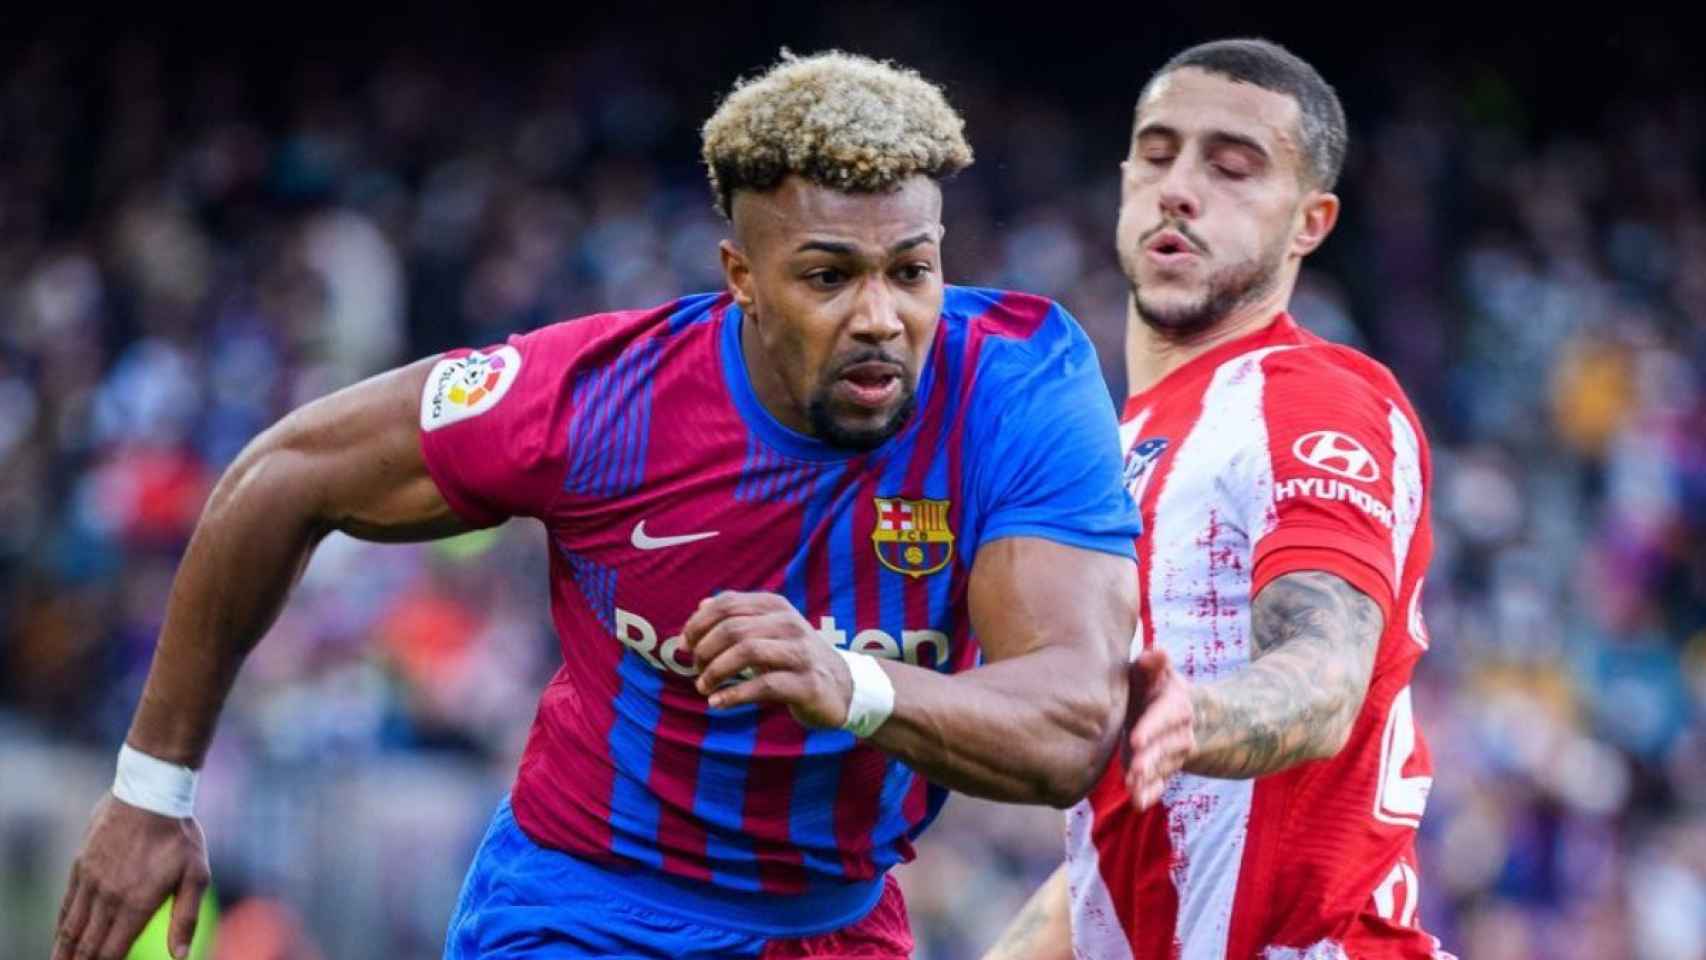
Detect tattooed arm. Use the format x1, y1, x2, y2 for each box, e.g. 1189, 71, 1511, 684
1126, 569, 1383, 803
1186, 569, 1383, 776
988, 572, 1385, 959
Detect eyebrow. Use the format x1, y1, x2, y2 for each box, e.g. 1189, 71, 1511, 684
795, 232, 936, 257
1135, 123, 1271, 161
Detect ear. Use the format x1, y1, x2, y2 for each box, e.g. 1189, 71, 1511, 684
1291, 191, 1340, 257
720, 238, 756, 313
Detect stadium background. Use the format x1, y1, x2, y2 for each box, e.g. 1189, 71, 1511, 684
2, 6, 1702, 958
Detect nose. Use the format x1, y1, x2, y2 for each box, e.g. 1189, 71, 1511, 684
1157, 159, 1201, 222
847, 274, 904, 345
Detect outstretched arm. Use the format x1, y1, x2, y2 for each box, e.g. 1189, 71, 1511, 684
1183, 569, 1382, 776
1126, 569, 1383, 805
988, 569, 1385, 960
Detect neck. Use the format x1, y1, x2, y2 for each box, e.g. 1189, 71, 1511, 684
1123, 280, 1292, 398
739, 306, 814, 434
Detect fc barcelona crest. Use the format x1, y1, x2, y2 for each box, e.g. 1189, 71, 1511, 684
872, 497, 955, 578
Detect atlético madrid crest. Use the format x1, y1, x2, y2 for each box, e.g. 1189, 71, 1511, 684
872, 497, 955, 578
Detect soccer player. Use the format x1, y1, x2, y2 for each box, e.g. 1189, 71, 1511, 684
53, 52, 1143, 960
985, 39, 1451, 959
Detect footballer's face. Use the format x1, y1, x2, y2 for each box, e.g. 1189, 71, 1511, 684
722, 175, 944, 450
1116, 67, 1338, 340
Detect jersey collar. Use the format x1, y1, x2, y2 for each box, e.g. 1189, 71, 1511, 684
717, 300, 940, 463
1122, 312, 1302, 420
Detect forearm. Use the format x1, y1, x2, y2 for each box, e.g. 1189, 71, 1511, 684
869, 643, 1123, 807
686, 540, 1135, 804
127, 445, 327, 766
1181, 569, 1381, 779
1181, 645, 1358, 778
983, 864, 1073, 960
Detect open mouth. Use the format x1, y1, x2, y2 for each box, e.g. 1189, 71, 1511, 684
835, 361, 904, 409
1144, 231, 1202, 270
1147, 230, 1198, 259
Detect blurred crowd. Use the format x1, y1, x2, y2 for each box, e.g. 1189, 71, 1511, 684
1, 16, 1703, 960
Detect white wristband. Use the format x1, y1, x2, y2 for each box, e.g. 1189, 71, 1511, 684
112, 744, 199, 818
835, 648, 896, 738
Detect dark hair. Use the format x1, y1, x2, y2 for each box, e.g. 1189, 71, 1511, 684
1141, 38, 1347, 190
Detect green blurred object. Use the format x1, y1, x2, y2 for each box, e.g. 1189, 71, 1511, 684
433, 526, 502, 561
125, 888, 217, 960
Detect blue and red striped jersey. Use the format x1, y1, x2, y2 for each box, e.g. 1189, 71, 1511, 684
419, 286, 1138, 921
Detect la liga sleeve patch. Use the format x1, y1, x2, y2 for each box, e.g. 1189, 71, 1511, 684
420, 345, 523, 431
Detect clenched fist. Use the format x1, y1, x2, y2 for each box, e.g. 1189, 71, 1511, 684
682, 592, 855, 729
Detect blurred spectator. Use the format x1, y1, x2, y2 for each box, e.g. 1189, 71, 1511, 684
213, 897, 327, 960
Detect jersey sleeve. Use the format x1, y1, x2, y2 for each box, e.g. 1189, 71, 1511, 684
965, 299, 1142, 561
417, 322, 584, 526
1247, 351, 1425, 620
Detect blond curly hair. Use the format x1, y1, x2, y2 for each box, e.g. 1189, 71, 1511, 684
701, 50, 974, 218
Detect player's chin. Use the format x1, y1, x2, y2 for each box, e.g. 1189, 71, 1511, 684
1133, 287, 1211, 332
1133, 266, 1205, 300
813, 393, 914, 451
829, 409, 904, 449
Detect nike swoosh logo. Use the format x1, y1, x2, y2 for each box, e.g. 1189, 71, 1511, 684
631, 520, 720, 550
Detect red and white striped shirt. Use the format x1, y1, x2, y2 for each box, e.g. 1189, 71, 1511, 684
1068, 314, 1452, 960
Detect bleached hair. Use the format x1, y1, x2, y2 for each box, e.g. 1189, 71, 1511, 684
701, 50, 974, 218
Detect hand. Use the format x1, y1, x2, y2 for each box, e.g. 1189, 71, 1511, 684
1123, 648, 1196, 811
54, 792, 212, 960
681, 591, 853, 729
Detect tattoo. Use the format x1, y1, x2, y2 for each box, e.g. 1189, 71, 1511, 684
1184, 570, 1383, 779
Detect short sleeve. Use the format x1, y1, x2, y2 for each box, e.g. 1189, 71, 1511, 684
1249, 353, 1424, 619
418, 323, 582, 525
966, 301, 1142, 561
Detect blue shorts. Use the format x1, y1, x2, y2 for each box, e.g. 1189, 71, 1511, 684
444, 798, 912, 959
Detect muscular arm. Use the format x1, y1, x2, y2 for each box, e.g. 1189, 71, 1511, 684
1182, 569, 1383, 778
991, 570, 1386, 960
57, 359, 471, 960
688, 538, 1136, 808
128, 358, 467, 766
868, 538, 1135, 806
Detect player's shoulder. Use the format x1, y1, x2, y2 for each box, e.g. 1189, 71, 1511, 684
943, 285, 1089, 369
1254, 329, 1411, 413
526, 291, 727, 352
502, 291, 730, 381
